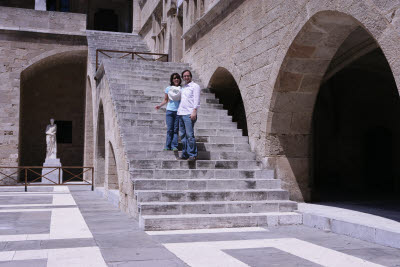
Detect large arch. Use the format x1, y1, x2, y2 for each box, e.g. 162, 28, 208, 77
266, 11, 400, 202
19, 50, 87, 180
208, 67, 248, 136
95, 102, 106, 187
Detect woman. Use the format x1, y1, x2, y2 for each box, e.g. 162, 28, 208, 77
155, 73, 182, 151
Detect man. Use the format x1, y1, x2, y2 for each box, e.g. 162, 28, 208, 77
177, 70, 201, 161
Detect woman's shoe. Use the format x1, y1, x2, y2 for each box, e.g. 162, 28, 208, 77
172, 147, 178, 151
163, 148, 171, 151
188, 156, 197, 161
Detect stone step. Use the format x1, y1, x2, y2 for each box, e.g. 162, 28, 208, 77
121, 126, 243, 137
122, 134, 248, 144
126, 143, 250, 153
112, 94, 218, 103
126, 151, 256, 160
115, 105, 229, 115
138, 200, 296, 215
130, 169, 274, 179
111, 88, 212, 98
110, 69, 196, 77
120, 118, 237, 129
106, 61, 191, 70
114, 100, 223, 109
139, 212, 302, 230
129, 160, 261, 170
135, 189, 289, 202
118, 112, 233, 123
133, 178, 281, 190
112, 87, 215, 97
105, 59, 190, 69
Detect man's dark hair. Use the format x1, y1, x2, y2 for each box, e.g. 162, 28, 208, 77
170, 73, 182, 86
182, 69, 193, 78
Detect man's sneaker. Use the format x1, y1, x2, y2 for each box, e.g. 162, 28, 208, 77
178, 156, 188, 160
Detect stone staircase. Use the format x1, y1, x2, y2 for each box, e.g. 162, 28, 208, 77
88, 31, 301, 230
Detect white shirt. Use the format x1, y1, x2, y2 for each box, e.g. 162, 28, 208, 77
177, 81, 201, 115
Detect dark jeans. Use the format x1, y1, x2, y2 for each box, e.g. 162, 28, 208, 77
179, 114, 197, 158
165, 110, 179, 149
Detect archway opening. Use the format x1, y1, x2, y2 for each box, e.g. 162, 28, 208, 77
95, 103, 105, 187
313, 47, 400, 202
107, 142, 119, 190
208, 67, 248, 136
269, 11, 400, 209
87, 0, 132, 33
19, 51, 87, 181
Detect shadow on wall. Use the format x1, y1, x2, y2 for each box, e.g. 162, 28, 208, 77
96, 102, 105, 187
208, 67, 248, 136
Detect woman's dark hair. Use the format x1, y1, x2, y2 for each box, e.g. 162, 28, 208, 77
182, 69, 192, 78
170, 73, 182, 86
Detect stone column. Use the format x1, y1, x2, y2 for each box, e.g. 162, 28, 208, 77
35, 0, 46, 11
132, 0, 141, 33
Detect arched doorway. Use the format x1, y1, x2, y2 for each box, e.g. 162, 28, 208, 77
313, 47, 400, 201
107, 142, 119, 190
19, 51, 87, 181
268, 11, 400, 203
95, 102, 105, 187
208, 67, 248, 136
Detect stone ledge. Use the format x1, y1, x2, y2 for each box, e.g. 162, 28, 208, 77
182, 0, 244, 41
297, 203, 400, 249
0, 6, 87, 36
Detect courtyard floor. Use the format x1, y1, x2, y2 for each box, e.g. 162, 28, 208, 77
0, 186, 399, 267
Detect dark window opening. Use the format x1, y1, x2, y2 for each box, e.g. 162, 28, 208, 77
94, 9, 119, 32
55, 121, 72, 143
47, 0, 70, 12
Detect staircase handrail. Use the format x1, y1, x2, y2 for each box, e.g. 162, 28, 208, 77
96, 49, 169, 70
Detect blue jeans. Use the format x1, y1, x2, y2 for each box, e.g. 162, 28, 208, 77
179, 115, 197, 158
165, 110, 179, 150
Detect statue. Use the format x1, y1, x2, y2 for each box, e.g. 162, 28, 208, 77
42, 118, 62, 183
45, 118, 57, 159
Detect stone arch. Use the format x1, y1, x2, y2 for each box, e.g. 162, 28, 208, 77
25, 48, 87, 72
106, 141, 119, 190
266, 11, 400, 202
208, 67, 248, 136
19, 50, 87, 180
95, 101, 105, 187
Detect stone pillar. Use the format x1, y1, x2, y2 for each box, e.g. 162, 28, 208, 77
41, 158, 63, 184
132, 0, 141, 33
35, 0, 46, 11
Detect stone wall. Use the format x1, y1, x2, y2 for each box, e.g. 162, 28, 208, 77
93, 65, 133, 214
0, 7, 87, 184
0, 6, 86, 35
181, 0, 400, 201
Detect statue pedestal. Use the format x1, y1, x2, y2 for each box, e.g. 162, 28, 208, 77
41, 158, 62, 184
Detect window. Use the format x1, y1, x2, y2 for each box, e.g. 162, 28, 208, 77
47, 0, 70, 12
55, 121, 72, 143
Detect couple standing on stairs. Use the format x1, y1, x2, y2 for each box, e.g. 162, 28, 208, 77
155, 70, 201, 161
